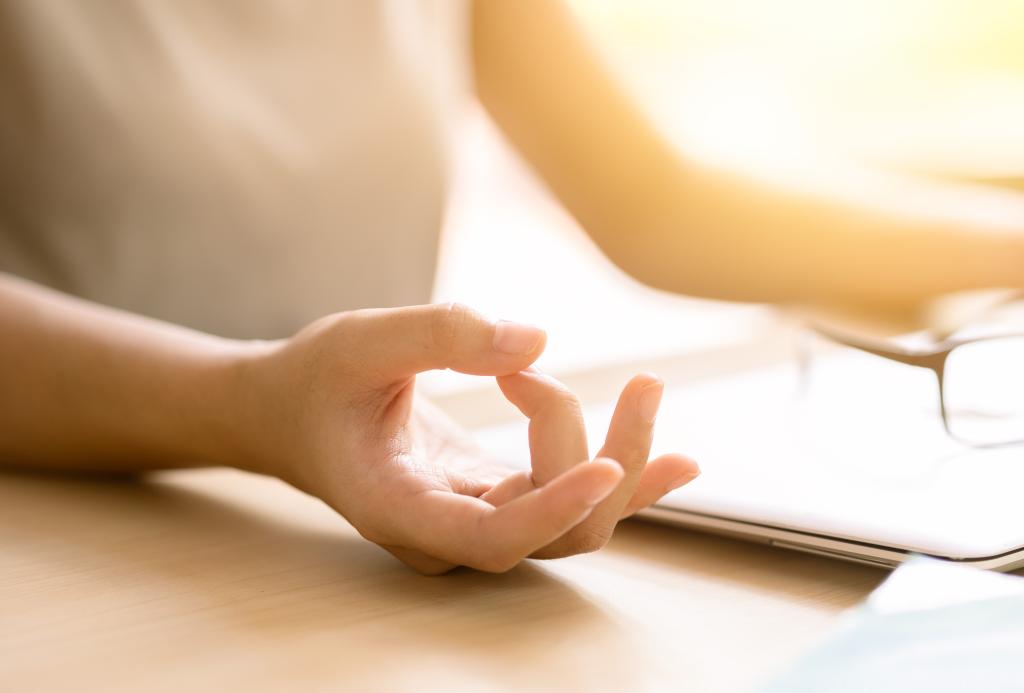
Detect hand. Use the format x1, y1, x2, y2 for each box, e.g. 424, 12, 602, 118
233, 303, 699, 573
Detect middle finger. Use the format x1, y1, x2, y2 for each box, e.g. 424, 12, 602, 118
533, 373, 661, 557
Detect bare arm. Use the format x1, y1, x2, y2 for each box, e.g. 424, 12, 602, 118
0, 273, 245, 471
472, 0, 1024, 314
0, 274, 696, 572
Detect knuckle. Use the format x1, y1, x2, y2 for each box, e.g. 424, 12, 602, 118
314, 310, 365, 357
566, 523, 613, 555
355, 524, 388, 546
537, 386, 583, 418
555, 387, 582, 410
326, 308, 366, 334
429, 301, 476, 353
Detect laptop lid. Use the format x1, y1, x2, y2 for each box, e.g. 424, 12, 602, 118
475, 346, 1024, 564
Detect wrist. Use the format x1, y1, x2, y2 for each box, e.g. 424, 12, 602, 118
176, 337, 286, 478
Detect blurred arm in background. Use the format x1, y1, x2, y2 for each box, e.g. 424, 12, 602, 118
473, 0, 1024, 318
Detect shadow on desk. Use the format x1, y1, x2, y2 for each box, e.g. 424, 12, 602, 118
609, 520, 885, 610
0, 467, 884, 692
0, 468, 636, 690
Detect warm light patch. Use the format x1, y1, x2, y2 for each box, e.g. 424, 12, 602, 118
569, 0, 1024, 179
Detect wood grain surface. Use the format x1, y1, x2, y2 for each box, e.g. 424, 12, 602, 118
0, 458, 884, 692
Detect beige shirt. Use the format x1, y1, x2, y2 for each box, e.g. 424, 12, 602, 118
0, 1, 468, 338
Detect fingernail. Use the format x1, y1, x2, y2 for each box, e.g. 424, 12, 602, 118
666, 469, 699, 492
493, 320, 544, 355
638, 381, 664, 424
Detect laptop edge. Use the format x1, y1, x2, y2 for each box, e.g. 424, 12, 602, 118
639, 505, 1024, 572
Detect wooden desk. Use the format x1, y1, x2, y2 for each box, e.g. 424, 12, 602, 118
0, 349, 887, 692
0, 467, 883, 692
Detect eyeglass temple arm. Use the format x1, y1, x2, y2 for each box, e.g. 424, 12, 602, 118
809, 324, 946, 369
931, 288, 1024, 340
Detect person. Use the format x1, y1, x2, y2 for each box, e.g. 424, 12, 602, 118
0, 1, 1020, 574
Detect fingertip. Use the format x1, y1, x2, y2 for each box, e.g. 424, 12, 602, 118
651, 452, 699, 473
611, 373, 664, 427
494, 366, 541, 386
650, 453, 700, 491
495, 366, 574, 416
674, 454, 700, 477
557, 458, 625, 506
579, 458, 624, 505
629, 371, 663, 389
589, 457, 626, 484
492, 320, 547, 357
494, 369, 533, 402
614, 373, 661, 404
666, 471, 699, 493
637, 380, 664, 425
516, 365, 554, 381
533, 330, 548, 357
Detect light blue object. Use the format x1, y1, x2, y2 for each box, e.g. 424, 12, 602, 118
760, 557, 1024, 693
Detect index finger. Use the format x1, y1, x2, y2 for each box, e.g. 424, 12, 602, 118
495, 369, 589, 486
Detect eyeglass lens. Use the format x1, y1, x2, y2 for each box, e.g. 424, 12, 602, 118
942, 336, 1024, 445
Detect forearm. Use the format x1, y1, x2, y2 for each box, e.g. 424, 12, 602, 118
0, 274, 256, 472
474, 0, 1024, 314
586, 162, 1024, 312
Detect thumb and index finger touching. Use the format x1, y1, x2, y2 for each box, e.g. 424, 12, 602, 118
355, 301, 627, 500
353, 302, 699, 569
356, 303, 689, 505
360, 302, 641, 497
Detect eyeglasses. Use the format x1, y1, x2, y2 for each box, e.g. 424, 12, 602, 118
806, 323, 1024, 448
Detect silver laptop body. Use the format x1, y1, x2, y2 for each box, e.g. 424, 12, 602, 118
476, 341, 1024, 571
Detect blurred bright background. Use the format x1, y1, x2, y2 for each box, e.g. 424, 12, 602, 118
568, 0, 1024, 179
423, 0, 1024, 395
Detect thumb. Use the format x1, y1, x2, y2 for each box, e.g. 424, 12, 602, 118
353, 302, 546, 381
